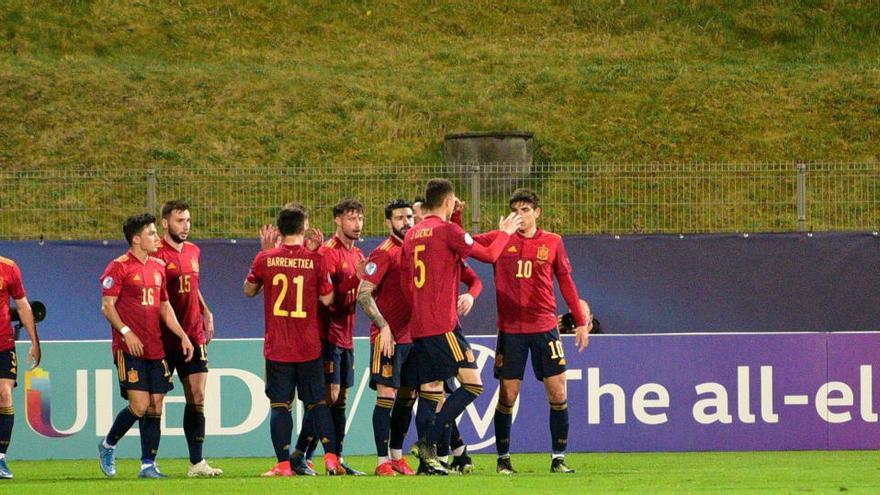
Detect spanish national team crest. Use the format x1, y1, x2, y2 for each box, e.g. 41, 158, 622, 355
537, 245, 550, 262
191, 258, 199, 273
127, 369, 139, 383
153, 272, 162, 286
381, 364, 393, 378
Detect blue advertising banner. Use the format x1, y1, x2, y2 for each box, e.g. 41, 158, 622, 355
8, 333, 879, 460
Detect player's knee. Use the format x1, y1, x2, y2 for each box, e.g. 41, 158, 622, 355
129, 401, 149, 417
0, 384, 13, 406
188, 390, 205, 405
547, 388, 567, 404
500, 388, 519, 406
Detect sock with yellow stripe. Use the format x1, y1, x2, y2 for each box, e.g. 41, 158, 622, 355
416, 391, 443, 440
372, 396, 395, 459
183, 403, 205, 464
0, 406, 13, 454
105, 405, 141, 447
494, 400, 514, 456
550, 401, 569, 454
331, 403, 346, 458
139, 413, 162, 463
426, 384, 483, 445
305, 402, 337, 455
270, 404, 292, 462
389, 396, 415, 457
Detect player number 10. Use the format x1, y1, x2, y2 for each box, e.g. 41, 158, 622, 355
272, 273, 307, 318
548, 340, 565, 359
516, 260, 533, 278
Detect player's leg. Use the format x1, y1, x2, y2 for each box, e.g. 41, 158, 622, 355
494, 331, 528, 474
99, 352, 149, 477
388, 343, 416, 473
535, 329, 574, 473
370, 338, 397, 475
262, 359, 295, 477
333, 347, 363, 474
137, 392, 166, 478
0, 373, 16, 479
182, 367, 222, 476
290, 357, 339, 475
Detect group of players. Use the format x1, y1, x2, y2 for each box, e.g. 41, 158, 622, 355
0, 178, 591, 480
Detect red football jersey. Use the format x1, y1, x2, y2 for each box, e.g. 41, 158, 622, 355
0, 257, 26, 352
100, 252, 169, 360
401, 215, 474, 339
156, 240, 206, 348
318, 236, 364, 349
247, 244, 333, 363
361, 236, 412, 344
475, 229, 573, 333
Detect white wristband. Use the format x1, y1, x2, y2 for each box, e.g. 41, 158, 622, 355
119, 326, 131, 336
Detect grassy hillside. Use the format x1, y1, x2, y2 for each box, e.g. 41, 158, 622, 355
1, 1, 879, 169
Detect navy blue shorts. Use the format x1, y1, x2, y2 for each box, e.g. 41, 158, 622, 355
0, 348, 17, 386
494, 328, 567, 381
265, 357, 326, 406
323, 341, 355, 388
166, 342, 209, 378
369, 341, 416, 390
413, 329, 478, 385
114, 351, 174, 400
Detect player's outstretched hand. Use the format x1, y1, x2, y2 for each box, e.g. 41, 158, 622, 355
457, 293, 474, 316
378, 325, 395, 358
305, 227, 324, 251
574, 325, 590, 352
260, 224, 280, 251
355, 258, 367, 280
454, 199, 466, 214
498, 212, 523, 235
182, 336, 195, 362
28, 343, 41, 369
124, 331, 145, 357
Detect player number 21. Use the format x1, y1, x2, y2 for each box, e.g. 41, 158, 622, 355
272, 273, 307, 318
413, 245, 427, 288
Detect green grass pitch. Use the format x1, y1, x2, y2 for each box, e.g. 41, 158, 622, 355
3, 451, 878, 494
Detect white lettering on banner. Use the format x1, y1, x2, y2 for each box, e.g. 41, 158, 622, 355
693, 382, 734, 424
761, 366, 779, 423
816, 382, 853, 424
737, 366, 755, 424
632, 384, 669, 425
861, 365, 878, 422
587, 368, 626, 424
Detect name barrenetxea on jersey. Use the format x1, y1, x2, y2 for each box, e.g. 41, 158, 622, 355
265, 257, 315, 269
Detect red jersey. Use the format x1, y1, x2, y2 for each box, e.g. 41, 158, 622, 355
361, 236, 412, 344
247, 244, 333, 363
100, 252, 169, 360
155, 240, 206, 348
475, 229, 574, 334
0, 257, 26, 352
318, 236, 364, 349
401, 215, 474, 339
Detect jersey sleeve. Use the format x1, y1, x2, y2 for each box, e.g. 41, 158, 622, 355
6, 263, 25, 300
552, 238, 573, 277
472, 230, 499, 247
459, 261, 482, 298
362, 248, 391, 287
246, 252, 266, 285
446, 222, 475, 259
100, 261, 125, 297
317, 254, 334, 296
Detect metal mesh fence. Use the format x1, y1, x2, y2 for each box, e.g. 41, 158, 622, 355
0, 162, 877, 240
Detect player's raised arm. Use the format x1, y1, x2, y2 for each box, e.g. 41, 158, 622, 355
467, 212, 522, 263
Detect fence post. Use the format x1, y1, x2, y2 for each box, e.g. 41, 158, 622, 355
146, 168, 157, 215
470, 165, 481, 233
796, 163, 806, 232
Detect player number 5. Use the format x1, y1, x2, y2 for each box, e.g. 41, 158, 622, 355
413, 245, 427, 288
272, 273, 307, 318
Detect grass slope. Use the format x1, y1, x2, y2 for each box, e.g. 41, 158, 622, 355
4, 451, 879, 494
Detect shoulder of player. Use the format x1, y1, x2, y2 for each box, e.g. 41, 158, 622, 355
112, 253, 130, 264
537, 230, 563, 243
148, 256, 167, 267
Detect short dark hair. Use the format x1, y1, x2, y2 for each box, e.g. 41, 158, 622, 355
123, 213, 157, 245
385, 199, 413, 219
509, 188, 540, 209
333, 198, 364, 218
424, 178, 454, 210
161, 199, 189, 219
277, 205, 307, 236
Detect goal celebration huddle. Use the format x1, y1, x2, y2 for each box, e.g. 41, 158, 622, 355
0, 178, 593, 480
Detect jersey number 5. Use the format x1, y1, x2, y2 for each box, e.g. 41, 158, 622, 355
413, 245, 427, 288
272, 274, 307, 318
